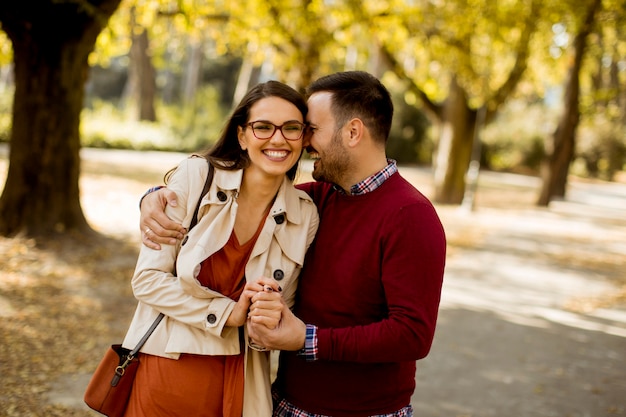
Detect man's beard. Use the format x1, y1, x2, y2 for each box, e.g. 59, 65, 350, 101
312, 130, 351, 186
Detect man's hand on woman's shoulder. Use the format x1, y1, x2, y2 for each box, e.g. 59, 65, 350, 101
140, 188, 186, 249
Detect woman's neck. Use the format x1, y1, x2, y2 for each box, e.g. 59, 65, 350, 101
238, 170, 283, 207
233, 170, 283, 244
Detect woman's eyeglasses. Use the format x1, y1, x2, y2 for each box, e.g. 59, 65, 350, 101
244, 121, 305, 141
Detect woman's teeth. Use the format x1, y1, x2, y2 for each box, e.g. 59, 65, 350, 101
264, 150, 288, 158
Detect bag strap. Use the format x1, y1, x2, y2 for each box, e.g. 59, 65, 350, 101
189, 158, 214, 231
129, 312, 164, 357
129, 158, 215, 358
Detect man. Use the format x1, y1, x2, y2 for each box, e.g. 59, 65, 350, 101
140, 71, 446, 417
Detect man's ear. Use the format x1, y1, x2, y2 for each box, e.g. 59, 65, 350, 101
346, 118, 364, 148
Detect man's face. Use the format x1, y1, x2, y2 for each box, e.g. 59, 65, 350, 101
305, 92, 351, 185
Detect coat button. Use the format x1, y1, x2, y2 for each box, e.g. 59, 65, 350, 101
217, 191, 227, 202
274, 214, 285, 224
207, 314, 217, 324
273, 269, 284, 281
181, 236, 189, 246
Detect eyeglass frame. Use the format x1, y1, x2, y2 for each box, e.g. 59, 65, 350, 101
243, 120, 307, 141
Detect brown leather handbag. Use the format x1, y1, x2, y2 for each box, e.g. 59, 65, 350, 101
83, 313, 163, 417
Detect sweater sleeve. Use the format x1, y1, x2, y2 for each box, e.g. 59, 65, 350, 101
316, 201, 446, 363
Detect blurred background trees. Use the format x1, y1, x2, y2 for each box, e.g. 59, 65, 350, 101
0, 0, 624, 238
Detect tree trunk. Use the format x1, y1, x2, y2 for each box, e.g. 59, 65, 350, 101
0, 0, 122, 237
182, 40, 204, 106
433, 77, 477, 204
288, 42, 320, 94
127, 6, 156, 121
537, 0, 602, 206
233, 58, 262, 106
133, 29, 157, 121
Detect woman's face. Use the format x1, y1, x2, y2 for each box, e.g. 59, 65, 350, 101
238, 96, 304, 179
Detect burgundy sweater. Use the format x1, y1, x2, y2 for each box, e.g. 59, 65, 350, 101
274, 173, 446, 416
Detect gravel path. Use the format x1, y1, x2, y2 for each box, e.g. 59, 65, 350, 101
413, 195, 626, 416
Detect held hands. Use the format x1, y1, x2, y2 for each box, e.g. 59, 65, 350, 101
247, 285, 306, 352
140, 188, 186, 249
226, 278, 283, 328
247, 279, 284, 330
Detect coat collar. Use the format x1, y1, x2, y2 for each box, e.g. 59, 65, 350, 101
211, 168, 305, 226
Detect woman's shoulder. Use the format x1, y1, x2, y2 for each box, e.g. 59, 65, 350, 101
182, 155, 209, 170
168, 155, 207, 174
176, 155, 212, 178
164, 156, 212, 194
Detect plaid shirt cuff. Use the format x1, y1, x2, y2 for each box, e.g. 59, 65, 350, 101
139, 185, 165, 209
297, 324, 318, 361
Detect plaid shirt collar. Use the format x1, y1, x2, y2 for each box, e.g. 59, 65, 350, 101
333, 159, 398, 195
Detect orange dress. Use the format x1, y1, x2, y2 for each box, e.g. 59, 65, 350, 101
124, 219, 266, 417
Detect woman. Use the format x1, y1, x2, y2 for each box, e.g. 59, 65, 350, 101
121, 81, 319, 417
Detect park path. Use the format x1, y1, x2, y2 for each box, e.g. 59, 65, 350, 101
47, 148, 626, 416
409, 171, 626, 416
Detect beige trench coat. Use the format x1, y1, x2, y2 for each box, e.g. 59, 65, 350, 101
122, 156, 319, 417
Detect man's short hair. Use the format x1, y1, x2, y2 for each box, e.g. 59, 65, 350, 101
306, 71, 394, 145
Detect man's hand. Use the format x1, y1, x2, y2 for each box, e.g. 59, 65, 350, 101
140, 188, 186, 250
248, 298, 306, 351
